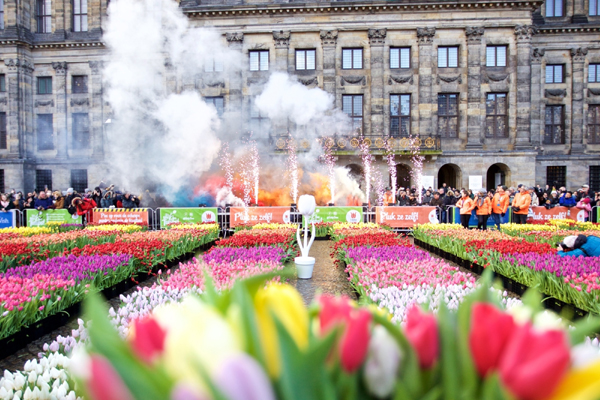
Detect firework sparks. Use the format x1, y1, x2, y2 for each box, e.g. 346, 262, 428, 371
373, 168, 385, 206
359, 137, 372, 206
219, 143, 234, 190
409, 135, 424, 204
286, 138, 299, 204
250, 141, 260, 204
322, 139, 336, 204
385, 138, 397, 199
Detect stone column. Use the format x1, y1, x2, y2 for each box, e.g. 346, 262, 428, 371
417, 28, 435, 137
368, 28, 386, 136
89, 61, 104, 158
571, 47, 587, 153
52, 61, 68, 158
273, 31, 290, 72
514, 25, 537, 149
4, 58, 34, 159
530, 48, 544, 146
465, 26, 484, 149
226, 32, 244, 134
320, 30, 338, 99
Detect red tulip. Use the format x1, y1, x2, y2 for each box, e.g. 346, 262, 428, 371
404, 305, 439, 369
88, 355, 133, 400
340, 309, 372, 373
469, 303, 515, 377
318, 295, 353, 333
131, 316, 167, 364
499, 324, 570, 400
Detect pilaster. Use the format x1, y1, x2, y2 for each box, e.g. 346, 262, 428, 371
4, 57, 34, 159
52, 61, 68, 158
514, 25, 536, 149
571, 47, 587, 153
417, 27, 435, 137
530, 48, 544, 147
89, 61, 104, 158
368, 28, 386, 136
465, 26, 484, 149
226, 32, 244, 134
320, 30, 338, 99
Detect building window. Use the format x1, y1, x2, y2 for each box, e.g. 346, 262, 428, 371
342, 95, 363, 134
0, 170, 4, 193
0, 112, 6, 149
0, 0, 4, 30
546, 0, 563, 16
390, 47, 410, 69
249, 51, 269, 71
486, 46, 507, 67
204, 57, 223, 72
589, 64, 600, 83
438, 94, 458, 138
342, 48, 363, 70
588, 105, 600, 144
546, 65, 564, 83
205, 97, 224, 117
546, 166, 566, 188
591, 0, 599, 15
250, 100, 271, 138
72, 113, 89, 150
35, 169, 52, 192
390, 94, 410, 137
485, 93, 508, 138
37, 77, 52, 94
590, 166, 600, 192
37, 114, 54, 150
0, 75, 5, 92
36, 0, 51, 33
544, 105, 565, 144
72, 75, 88, 94
438, 47, 459, 68
71, 169, 87, 193
72, 0, 87, 32
295, 49, 316, 71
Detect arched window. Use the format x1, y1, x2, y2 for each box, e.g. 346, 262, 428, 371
73, 0, 87, 32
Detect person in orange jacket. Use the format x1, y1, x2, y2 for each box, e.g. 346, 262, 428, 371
383, 187, 395, 206
456, 190, 475, 228
475, 188, 492, 230
512, 185, 531, 224
491, 185, 510, 230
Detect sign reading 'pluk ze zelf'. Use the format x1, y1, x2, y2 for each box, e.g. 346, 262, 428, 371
159, 208, 218, 229
303, 207, 363, 225
375, 206, 439, 228
526, 206, 577, 223
91, 209, 149, 225
229, 207, 291, 227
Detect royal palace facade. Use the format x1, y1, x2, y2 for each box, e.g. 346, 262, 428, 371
0, 0, 599, 193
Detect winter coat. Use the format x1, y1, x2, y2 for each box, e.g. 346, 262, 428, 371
34, 197, 54, 210
53, 196, 65, 209
475, 197, 492, 216
75, 198, 96, 216
491, 193, 510, 214
397, 196, 409, 206
576, 200, 592, 219
430, 197, 444, 208
457, 196, 476, 215
101, 197, 113, 208
579, 235, 600, 257
559, 195, 577, 207
122, 196, 136, 209
512, 192, 531, 215
558, 249, 586, 257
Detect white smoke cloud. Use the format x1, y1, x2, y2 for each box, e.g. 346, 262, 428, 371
334, 167, 366, 204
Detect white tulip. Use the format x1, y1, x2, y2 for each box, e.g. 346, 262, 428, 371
297, 195, 316, 216
22, 387, 32, 400
363, 326, 402, 398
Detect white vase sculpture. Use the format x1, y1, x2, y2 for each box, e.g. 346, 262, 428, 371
295, 195, 317, 279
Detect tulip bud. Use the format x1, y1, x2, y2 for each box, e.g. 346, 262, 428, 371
363, 326, 402, 398
130, 316, 167, 364
214, 354, 276, 400
340, 308, 372, 373
404, 305, 439, 369
87, 355, 134, 400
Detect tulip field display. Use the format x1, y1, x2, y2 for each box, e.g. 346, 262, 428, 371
70, 272, 600, 400
412, 225, 600, 314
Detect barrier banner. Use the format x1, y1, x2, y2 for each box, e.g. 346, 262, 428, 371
230, 207, 291, 227
25, 209, 82, 227
450, 207, 511, 227
159, 207, 218, 229
304, 206, 363, 225
375, 206, 439, 228
0, 210, 17, 228
527, 206, 577, 223
91, 208, 149, 225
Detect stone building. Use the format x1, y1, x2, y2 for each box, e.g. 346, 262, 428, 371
0, 0, 599, 195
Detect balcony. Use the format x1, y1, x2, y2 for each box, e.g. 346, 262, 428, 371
271, 135, 442, 155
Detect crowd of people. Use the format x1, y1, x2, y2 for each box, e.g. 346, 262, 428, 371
382, 182, 597, 229
0, 185, 142, 216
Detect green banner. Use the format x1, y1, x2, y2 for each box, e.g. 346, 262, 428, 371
159, 208, 218, 228
25, 209, 82, 226
303, 206, 363, 225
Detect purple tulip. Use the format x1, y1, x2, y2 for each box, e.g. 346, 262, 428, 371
214, 354, 276, 400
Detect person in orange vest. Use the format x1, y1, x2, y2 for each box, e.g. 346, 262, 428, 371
456, 190, 475, 228
383, 187, 395, 206
475, 188, 492, 230
512, 185, 531, 224
491, 185, 510, 230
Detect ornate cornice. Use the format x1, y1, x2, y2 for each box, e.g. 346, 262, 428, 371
538, 27, 600, 34
225, 32, 243, 43
571, 47, 588, 62
320, 30, 338, 46
368, 28, 387, 46
465, 26, 484, 43
273, 30, 290, 48
52, 61, 68, 74
514, 24, 538, 42
417, 27, 435, 44
531, 48, 545, 63
4, 58, 34, 72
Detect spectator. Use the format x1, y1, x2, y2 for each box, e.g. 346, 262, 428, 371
92, 187, 102, 207
475, 188, 491, 230
122, 192, 137, 209
24, 193, 35, 209
0, 194, 15, 212
12, 193, 24, 211
559, 191, 577, 208
528, 187, 539, 207
594, 192, 600, 208
430, 191, 444, 208
383, 187, 395, 206
34, 191, 54, 211
101, 191, 114, 208
72, 197, 96, 216
397, 190, 409, 206
64, 188, 77, 210
52, 191, 65, 209
512, 185, 531, 224
491, 185, 510, 231
558, 235, 600, 257
421, 190, 433, 205
576, 197, 592, 222
457, 190, 475, 229
407, 193, 418, 206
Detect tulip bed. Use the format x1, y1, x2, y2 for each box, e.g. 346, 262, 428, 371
413, 225, 600, 314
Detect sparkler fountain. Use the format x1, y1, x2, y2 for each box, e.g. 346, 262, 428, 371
409, 135, 425, 204
385, 139, 397, 200
286, 138, 299, 204
322, 140, 336, 205
219, 144, 234, 190
359, 137, 373, 206
250, 142, 260, 205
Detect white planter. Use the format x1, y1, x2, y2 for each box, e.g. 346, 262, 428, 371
295, 256, 315, 279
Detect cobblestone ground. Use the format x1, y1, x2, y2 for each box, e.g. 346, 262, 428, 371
288, 240, 357, 305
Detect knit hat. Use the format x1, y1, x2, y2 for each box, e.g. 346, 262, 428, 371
583, 197, 591, 204
66, 188, 74, 194
551, 190, 557, 195
563, 235, 577, 249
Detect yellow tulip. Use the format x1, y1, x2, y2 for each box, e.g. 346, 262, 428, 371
254, 283, 308, 377
547, 360, 600, 400
252, 223, 296, 230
